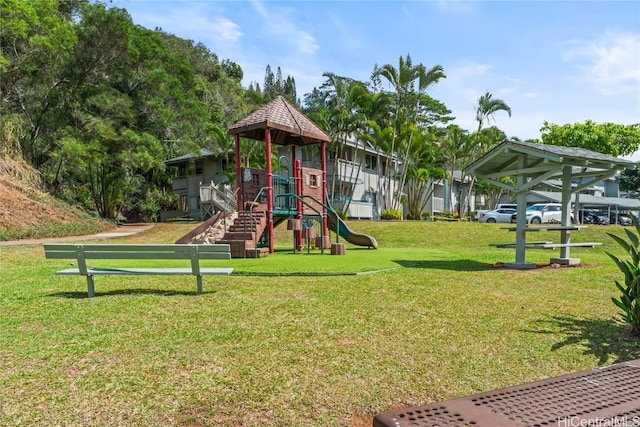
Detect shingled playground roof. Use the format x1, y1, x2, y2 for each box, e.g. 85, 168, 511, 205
227, 96, 331, 146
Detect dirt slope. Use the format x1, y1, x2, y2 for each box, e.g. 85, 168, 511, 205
0, 177, 112, 238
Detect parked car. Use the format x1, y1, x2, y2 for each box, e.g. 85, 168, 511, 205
475, 203, 517, 221
610, 212, 632, 226
510, 203, 572, 224
590, 211, 610, 225
580, 210, 610, 225
480, 208, 517, 223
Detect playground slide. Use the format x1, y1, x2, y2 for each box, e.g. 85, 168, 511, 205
326, 210, 378, 249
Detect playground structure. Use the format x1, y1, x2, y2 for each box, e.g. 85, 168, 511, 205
177, 96, 378, 257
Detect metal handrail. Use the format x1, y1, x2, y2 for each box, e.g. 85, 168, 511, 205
302, 195, 346, 244
246, 187, 269, 257
210, 185, 238, 212
275, 193, 333, 254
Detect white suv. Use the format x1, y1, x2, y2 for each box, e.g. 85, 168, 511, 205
511, 203, 572, 224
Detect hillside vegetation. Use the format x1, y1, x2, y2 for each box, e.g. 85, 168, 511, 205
0, 159, 112, 241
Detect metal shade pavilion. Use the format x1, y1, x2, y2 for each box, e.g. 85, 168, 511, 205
466, 140, 636, 268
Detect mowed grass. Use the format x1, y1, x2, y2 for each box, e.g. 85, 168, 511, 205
1, 221, 640, 426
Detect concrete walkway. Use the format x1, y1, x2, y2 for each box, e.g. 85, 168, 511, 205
0, 223, 155, 247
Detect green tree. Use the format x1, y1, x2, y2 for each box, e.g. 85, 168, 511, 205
0, 0, 79, 167
618, 169, 640, 197
540, 121, 640, 157
541, 120, 640, 223
262, 64, 297, 104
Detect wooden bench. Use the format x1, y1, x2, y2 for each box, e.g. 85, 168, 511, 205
43, 243, 233, 297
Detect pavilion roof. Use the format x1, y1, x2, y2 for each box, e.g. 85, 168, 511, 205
228, 96, 331, 146
466, 139, 637, 193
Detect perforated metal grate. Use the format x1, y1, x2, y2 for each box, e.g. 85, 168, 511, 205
385, 405, 476, 426
471, 364, 640, 426
373, 360, 640, 427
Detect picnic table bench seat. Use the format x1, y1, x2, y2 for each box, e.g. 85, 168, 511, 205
490, 241, 553, 249
490, 241, 601, 249
43, 243, 232, 297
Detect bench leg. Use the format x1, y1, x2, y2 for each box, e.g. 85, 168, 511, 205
86, 275, 95, 298
197, 275, 203, 295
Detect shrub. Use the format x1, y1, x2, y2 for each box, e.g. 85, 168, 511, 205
606, 215, 640, 336
381, 208, 402, 220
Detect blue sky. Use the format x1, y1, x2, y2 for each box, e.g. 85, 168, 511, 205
114, 0, 639, 154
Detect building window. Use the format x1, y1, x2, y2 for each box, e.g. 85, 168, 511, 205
252, 173, 260, 186
365, 154, 377, 170
195, 160, 204, 175
175, 164, 187, 178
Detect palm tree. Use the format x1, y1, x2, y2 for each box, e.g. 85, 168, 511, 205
404, 129, 445, 220
317, 73, 369, 209
395, 65, 445, 210
375, 54, 445, 211
359, 120, 395, 210
439, 124, 471, 214
475, 91, 511, 132
375, 55, 419, 210
458, 92, 511, 218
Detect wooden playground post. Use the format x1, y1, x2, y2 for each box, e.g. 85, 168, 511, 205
234, 134, 243, 211
321, 140, 328, 237
294, 158, 303, 252
265, 128, 274, 253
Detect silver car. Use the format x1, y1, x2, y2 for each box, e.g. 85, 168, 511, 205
480, 208, 517, 223
511, 203, 573, 224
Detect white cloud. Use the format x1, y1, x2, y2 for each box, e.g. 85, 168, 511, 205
249, 0, 268, 18
563, 31, 640, 96
249, 0, 319, 55
117, 3, 242, 54
211, 17, 242, 42
433, 61, 493, 106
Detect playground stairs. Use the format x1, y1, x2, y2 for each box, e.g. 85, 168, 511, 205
218, 210, 269, 258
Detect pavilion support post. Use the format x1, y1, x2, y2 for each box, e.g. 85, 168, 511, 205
506, 153, 536, 270
294, 158, 303, 252
321, 140, 328, 237
266, 128, 274, 253
234, 134, 243, 211
552, 165, 580, 265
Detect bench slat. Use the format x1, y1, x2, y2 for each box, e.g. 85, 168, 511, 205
55, 267, 233, 275
46, 251, 230, 260
490, 241, 553, 248
44, 243, 230, 253
58, 252, 232, 260
490, 241, 601, 249
540, 242, 601, 248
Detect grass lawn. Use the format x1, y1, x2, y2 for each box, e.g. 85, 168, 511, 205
1, 221, 639, 426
